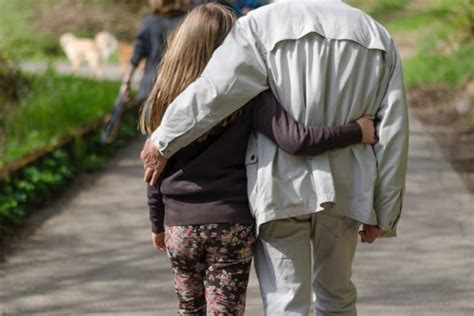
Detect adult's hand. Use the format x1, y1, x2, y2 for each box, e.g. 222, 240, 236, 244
356, 115, 377, 144
152, 232, 165, 252
359, 224, 387, 243
140, 138, 168, 185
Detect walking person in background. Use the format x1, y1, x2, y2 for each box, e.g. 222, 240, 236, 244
142, 3, 379, 315
102, 0, 187, 143
187, 0, 234, 10
141, 0, 409, 315
233, 0, 269, 15
120, 0, 187, 105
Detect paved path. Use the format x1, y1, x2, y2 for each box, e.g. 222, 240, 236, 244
1, 113, 473, 315
4, 60, 474, 315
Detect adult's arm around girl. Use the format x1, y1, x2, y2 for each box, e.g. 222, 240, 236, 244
150, 17, 268, 158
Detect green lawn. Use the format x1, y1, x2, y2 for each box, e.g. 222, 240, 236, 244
397, 1, 473, 86
0, 0, 142, 61
1, 71, 119, 167
0, 0, 122, 60
404, 40, 474, 86
347, 0, 410, 20
350, 0, 473, 87
0, 0, 63, 60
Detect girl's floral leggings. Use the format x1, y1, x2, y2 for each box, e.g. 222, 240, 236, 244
165, 223, 256, 316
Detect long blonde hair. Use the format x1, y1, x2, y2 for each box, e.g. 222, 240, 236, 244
139, 3, 236, 135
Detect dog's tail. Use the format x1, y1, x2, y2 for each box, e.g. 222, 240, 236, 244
95, 31, 118, 61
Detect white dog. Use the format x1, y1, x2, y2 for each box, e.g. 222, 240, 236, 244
59, 31, 118, 78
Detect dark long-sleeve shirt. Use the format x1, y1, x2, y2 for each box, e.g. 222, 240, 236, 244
148, 91, 362, 233
131, 13, 183, 101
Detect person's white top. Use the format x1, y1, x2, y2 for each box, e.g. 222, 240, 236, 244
151, 0, 409, 235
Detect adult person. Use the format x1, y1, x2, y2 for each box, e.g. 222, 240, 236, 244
187, 0, 234, 10
141, 0, 409, 315
142, 3, 376, 314
101, 0, 188, 144
120, 0, 187, 105
102, 0, 186, 143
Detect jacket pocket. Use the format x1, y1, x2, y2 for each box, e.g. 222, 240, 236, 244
245, 150, 258, 217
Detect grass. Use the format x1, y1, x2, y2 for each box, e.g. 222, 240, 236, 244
350, 0, 473, 87
349, 0, 467, 34
0, 0, 145, 61
1, 70, 120, 167
404, 39, 474, 86
0, 112, 140, 231
399, 1, 474, 86
0, 0, 63, 60
347, 0, 410, 19
385, 6, 451, 33
370, 0, 411, 18
0, 0, 120, 60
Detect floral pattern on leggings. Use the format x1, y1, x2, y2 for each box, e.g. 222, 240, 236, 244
165, 223, 256, 316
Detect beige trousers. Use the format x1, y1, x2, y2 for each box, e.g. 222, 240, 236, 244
254, 211, 360, 316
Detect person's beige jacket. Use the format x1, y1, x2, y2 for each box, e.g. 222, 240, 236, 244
151, 0, 409, 235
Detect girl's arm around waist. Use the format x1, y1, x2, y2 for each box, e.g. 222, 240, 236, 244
252, 90, 363, 156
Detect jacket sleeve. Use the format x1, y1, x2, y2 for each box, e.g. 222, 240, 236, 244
147, 183, 165, 234
131, 17, 151, 66
373, 41, 409, 236
150, 16, 268, 158
252, 91, 362, 155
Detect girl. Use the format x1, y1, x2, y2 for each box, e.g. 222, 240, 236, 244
140, 3, 376, 315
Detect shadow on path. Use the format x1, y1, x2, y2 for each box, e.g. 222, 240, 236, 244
1, 116, 473, 315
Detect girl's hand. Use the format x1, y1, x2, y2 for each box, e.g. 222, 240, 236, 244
152, 232, 165, 252
356, 115, 377, 144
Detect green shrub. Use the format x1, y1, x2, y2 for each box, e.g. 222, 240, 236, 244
0, 53, 31, 103
0, 112, 139, 231
0, 149, 73, 226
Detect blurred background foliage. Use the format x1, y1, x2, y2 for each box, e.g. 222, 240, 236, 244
0, 0, 471, 85
0, 0, 473, 164
348, 0, 474, 86
0, 0, 473, 229
0, 67, 119, 167
0, 0, 148, 60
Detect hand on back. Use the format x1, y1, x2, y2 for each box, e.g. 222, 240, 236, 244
356, 115, 377, 144
141, 138, 168, 185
